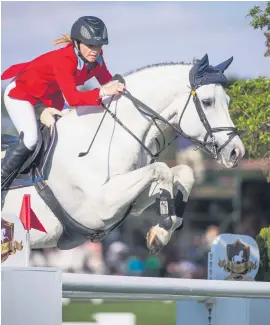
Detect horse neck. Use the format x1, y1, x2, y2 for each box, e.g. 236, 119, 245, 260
59, 64, 192, 168
115, 64, 192, 143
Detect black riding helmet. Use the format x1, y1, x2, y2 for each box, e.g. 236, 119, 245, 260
71, 16, 109, 47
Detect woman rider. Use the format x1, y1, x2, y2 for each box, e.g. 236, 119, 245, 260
1, 16, 125, 183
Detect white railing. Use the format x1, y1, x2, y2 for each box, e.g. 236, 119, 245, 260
62, 273, 270, 300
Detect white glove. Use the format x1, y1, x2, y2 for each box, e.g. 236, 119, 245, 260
40, 107, 63, 128
99, 80, 126, 97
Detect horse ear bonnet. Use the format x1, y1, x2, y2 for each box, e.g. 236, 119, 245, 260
189, 54, 233, 89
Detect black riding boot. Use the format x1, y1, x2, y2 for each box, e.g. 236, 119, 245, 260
1, 140, 32, 181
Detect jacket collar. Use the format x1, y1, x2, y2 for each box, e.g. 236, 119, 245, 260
73, 47, 103, 71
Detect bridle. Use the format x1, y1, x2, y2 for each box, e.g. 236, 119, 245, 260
78, 81, 239, 163
176, 89, 239, 159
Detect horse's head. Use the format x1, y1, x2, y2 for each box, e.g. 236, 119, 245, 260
176, 54, 245, 168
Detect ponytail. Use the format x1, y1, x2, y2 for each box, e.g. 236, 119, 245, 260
53, 34, 73, 46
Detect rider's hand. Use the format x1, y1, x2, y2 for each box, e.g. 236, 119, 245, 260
99, 80, 126, 97
40, 107, 63, 133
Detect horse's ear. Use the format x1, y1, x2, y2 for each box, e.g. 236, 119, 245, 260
215, 56, 233, 72
197, 53, 209, 75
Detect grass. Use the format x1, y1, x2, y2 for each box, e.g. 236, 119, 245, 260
63, 300, 176, 325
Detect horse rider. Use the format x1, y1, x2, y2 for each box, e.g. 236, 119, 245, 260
1, 16, 125, 183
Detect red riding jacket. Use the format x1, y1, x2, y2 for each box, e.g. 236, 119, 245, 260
1, 44, 113, 110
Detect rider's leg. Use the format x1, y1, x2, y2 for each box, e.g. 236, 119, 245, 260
2, 81, 38, 179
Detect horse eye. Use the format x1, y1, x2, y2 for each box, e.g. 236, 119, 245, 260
202, 99, 213, 107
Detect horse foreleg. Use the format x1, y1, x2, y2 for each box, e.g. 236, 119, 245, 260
95, 162, 175, 227
48, 162, 173, 237
131, 164, 195, 254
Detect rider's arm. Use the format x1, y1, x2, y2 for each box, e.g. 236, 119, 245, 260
53, 56, 102, 107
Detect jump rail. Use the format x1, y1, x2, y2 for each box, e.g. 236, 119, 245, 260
62, 291, 211, 301
62, 273, 270, 300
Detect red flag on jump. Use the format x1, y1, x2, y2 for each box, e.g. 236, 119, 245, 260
19, 194, 47, 233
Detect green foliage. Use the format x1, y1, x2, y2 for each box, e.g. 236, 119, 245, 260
248, 2, 270, 30
227, 77, 270, 159
255, 227, 270, 281
247, 2, 270, 56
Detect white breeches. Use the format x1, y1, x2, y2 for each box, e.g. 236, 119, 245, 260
4, 81, 38, 150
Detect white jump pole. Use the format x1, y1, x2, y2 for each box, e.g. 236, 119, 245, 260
62, 273, 270, 300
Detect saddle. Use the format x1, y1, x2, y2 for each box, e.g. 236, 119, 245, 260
1, 119, 58, 191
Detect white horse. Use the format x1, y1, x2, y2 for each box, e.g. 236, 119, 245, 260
232, 250, 246, 263
1, 228, 9, 243
2, 54, 245, 254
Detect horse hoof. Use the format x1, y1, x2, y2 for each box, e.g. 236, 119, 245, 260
146, 227, 166, 255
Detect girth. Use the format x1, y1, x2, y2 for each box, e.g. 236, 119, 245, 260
33, 167, 133, 250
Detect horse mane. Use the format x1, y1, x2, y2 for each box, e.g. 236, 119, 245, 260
123, 61, 193, 77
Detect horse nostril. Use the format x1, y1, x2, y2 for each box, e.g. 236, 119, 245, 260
230, 148, 239, 164
230, 148, 237, 159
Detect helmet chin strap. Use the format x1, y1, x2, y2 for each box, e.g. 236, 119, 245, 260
73, 41, 97, 70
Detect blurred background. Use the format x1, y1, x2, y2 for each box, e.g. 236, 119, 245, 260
1, 2, 269, 325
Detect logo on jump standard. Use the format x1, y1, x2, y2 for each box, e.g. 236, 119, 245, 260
218, 239, 257, 280
1, 218, 23, 263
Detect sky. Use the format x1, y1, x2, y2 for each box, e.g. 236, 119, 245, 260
1, 1, 269, 91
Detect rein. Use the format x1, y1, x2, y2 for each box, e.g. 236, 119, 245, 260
78, 80, 238, 163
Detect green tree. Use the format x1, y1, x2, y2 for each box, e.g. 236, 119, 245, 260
227, 77, 270, 180
247, 2, 270, 56
255, 227, 270, 281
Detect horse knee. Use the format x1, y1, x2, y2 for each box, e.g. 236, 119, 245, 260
153, 162, 173, 182
181, 165, 195, 187
174, 165, 195, 190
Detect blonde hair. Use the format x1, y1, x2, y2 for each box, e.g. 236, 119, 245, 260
53, 34, 73, 46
